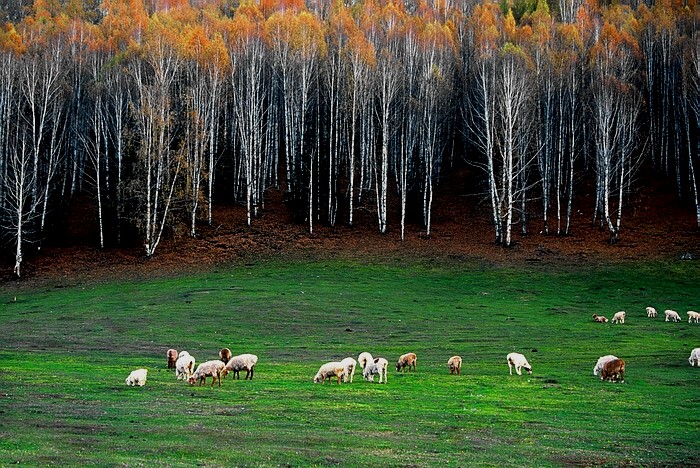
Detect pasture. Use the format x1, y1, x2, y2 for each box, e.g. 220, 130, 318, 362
0, 259, 698, 466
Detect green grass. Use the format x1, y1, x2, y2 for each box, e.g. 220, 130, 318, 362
0, 258, 698, 466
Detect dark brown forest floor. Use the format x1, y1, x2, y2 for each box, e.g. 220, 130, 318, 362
2, 168, 699, 286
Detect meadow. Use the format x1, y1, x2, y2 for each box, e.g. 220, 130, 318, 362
0, 258, 698, 466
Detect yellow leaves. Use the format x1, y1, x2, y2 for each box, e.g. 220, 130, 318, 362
266, 10, 327, 59
0, 23, 25, 54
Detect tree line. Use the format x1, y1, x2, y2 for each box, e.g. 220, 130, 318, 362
0, 0, 698, 277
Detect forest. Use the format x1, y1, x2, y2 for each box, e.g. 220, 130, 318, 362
0, 0, 698, 277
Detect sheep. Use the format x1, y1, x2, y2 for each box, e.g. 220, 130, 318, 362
188, 360, 226, 387
358, 352, 373, 371
611, 311, 626, 324
175, 351, 196, 380
506, 352, 532, 376
222, 354, 258, 380
363, 357, 389, 383
593, 355, 619, 376
219, 347, 232, 363
689, 348, 700, 367
340, 357, 357, 383
448, 355, 462, 375
687, 311, 700, 324
600, 358, 625, 383
313, 361, 346, 384
166, 349, 178, 369
646, 306, 657, 318
395, 352, 417, 372
592, 314, 608, 323
126, 368, 148, 386
664, 309, 682, 322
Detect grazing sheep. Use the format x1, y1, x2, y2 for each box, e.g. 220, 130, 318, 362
314, 361, 346, 384
646, 306, 657, 318
689, 348, 700, 366
611, 311, 626, 324
363, 357, 389, 383
593, 355, 619, 376
222, 354, 258, 380
687, 311, 700, 324
126, 368, 148, 386
592, 314, 608, 323
358, 352, 373, 371
166, 349, 178, 369
448, 356, 462, 375
219, 348, 232, 363
664, 310, 682, 322
506, 352, 532, 376
188, 360, 226, 387
340, 357, 357, 383
175, 351, 196, 380
396, 353, 417, 372
600, 358, 625, 383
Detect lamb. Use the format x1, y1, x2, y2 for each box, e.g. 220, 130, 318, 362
600, 358, 625, 383
689, 348, 700, 366
188, 360, 226, 387
448, 355, 462, 375
593, 355, 619, 376
506, 352, 532, 376
340, 357, 357, 383
358, 352, 373, 371
646, 306, 657, 318
219, 347, 232, 363
687, 311, 700, 324
126, 368, 148, 386
222, 354, 258, 380
175, 351, 195, 380
363, 357, 389, 383
395, 352, 417, 372
592, 314, 608, 323
611, 311, 626, 324
313, 361, 346, 384
166, 349, 178, 369
664, 309, 682, 322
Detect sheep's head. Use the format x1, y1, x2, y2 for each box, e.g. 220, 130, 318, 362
187, 375, 197, 385
313, 374, 323, 384
524, 366, 533, 375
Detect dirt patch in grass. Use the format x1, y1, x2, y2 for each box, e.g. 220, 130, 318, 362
2, 171, 698, 287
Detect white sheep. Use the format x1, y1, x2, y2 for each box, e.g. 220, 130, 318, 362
188, 360, 226, 387
646, 306, 657, 318
687, 311, 700, 324
126, 368, 148, 386
358, 352, 373, 370
340, 357, 357, 383
314, 361, 346, 384
611, 311, 626, 324
664, 310, 682, 322
175, 351, 196, 380
222, 354, 258, 380
506, 352, 532, 376
448, 355, 462, 375
363, 357, 389, 383
689, 348, 700, 367
593, 355, 619, 376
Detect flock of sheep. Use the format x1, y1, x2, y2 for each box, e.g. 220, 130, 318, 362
124, 305, 699, 388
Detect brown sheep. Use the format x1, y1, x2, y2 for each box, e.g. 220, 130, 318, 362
396, 353, 417, 372
219, 347, 232, 363
166, 349, 178, 369
600, 358, 625, 383
448, 356, 462, 375
592, 314, 608, 323
188, 360, 226, 387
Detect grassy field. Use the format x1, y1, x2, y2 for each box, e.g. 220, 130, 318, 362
0, 258, 698, 466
